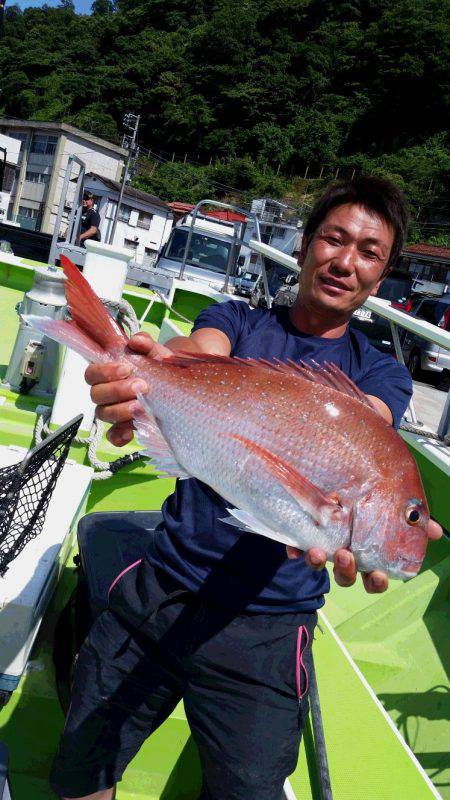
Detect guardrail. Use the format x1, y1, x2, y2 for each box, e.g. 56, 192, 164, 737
248, 239, 450, 440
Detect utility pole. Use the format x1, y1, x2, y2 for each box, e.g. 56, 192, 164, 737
109, 112, 140, 245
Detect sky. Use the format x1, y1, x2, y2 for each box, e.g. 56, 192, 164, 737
14, 1, 92, 12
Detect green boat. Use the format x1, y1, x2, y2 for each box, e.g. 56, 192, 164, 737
0, 231, 448, 800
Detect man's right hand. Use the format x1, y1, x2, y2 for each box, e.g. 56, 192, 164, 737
85, 332, 171, 446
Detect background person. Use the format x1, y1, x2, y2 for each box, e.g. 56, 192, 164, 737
79, 192, 101, 246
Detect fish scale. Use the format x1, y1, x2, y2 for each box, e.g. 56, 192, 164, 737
23, 254, 430, 579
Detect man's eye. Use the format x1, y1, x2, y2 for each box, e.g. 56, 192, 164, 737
363, 251, 379, 260
326, 236, 340, 245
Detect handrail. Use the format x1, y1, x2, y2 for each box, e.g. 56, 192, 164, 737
248, 239, 450, 352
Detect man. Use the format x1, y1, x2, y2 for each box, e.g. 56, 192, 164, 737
79, 192, 101, 246
51, 177, 442, 800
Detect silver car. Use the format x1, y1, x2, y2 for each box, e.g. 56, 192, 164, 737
401, 295, 450, 379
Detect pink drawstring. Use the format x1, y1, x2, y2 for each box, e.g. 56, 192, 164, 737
108, 559, 143, 598
296, 625, 310, 701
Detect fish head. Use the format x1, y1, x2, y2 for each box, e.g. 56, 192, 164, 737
351, 475, 430, 580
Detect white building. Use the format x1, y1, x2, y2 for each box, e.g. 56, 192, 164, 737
84, 173, 173, 264
0, 132, 21, 224
0, 118, 126, 232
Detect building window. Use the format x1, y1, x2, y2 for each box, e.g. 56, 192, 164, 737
3, 165, 16, 192
18, 205, 40, 230
137, 210, 153, 230
30, 134, 58, 155
118, 204, 132, 223
274, 227, 285, 239
18, 206, 39, 219
124, 237, 138, 249
25, 170, 50, 184
8, 131, 28, 150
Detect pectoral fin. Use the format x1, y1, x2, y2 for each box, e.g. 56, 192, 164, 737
231, 434, 346, 526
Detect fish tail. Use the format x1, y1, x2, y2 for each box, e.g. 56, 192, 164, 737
60, 254, 128, 352
21, 315, 109, 363
22, 254, 128, 363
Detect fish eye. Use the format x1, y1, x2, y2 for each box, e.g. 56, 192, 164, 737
405, 505, 422, 525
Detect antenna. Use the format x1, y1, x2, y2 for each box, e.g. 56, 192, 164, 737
108, 112, 140, 244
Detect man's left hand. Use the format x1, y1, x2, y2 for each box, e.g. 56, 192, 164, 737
286, 518, 443, 593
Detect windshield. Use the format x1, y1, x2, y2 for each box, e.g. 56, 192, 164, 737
164, 229, 232, 275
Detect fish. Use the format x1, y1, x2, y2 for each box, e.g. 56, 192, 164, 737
23, 255, 430, 579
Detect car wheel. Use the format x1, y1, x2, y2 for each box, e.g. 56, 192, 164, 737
408, 350, 421, 378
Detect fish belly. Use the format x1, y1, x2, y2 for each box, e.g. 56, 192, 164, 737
149, 390, 352, 556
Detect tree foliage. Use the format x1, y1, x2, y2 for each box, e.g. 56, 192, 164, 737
0, 0, 448, 240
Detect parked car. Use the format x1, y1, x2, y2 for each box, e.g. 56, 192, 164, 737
401, 295, 450, 381
236, 271, 260, 298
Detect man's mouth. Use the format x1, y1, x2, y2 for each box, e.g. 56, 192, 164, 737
319, 275, 353, 293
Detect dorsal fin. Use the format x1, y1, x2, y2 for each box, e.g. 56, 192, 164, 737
61, 254, 127, 352
161, 351, 373, 409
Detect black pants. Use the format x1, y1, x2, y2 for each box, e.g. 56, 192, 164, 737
50, 558, 316, 799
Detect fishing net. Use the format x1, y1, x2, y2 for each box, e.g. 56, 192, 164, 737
0, 414, 83, 576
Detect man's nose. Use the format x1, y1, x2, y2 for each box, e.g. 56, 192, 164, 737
330, 244, 356, 274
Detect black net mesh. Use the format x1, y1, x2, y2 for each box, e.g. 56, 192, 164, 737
0, 415, 83, 576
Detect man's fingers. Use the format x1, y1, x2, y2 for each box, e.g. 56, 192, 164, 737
106, 421, 134, 446
127, 333, 156, 355
362, 571, 388, 594
96, 399, 141, 425
304, 548, 327, 570
85, 361, 132, 386
333, 549, 357, 587
90, 377, 148, 407
127, 333, 172, 359
428, 519, 443, 541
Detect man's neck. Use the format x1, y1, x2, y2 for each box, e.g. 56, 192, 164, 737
289, 301, 351, 339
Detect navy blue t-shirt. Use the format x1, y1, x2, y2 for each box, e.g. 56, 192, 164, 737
147, 301, 412, 613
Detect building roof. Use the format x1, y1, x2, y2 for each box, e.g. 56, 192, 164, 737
86, 173, 171, 214
0, 117, 127, 157
403, 243, 450, 262
168, 201, 247, 222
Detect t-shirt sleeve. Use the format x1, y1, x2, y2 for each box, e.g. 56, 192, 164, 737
90, 209, 101, 229
192, 300, 252, 350
356, 352, 412, 430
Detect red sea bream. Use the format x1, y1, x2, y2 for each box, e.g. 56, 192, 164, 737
24, 256, 430, 579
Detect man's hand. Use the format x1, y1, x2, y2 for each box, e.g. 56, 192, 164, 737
85, 332, 171, 446
286, 518, 443, 593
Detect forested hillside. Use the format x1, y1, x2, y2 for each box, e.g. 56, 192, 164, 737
0, 0, 448, 241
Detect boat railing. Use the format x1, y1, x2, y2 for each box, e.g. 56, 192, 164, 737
181, 200, 273, 305
248, 239, 450, 441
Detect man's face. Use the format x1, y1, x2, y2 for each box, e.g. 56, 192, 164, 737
297, 203, 394, 317
83, 197, 93, 210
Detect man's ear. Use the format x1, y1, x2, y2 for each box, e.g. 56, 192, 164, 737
370, 280, 383, 297
370, 264, 391, 297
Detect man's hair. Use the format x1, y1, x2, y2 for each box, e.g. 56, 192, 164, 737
303, 175, 409, 273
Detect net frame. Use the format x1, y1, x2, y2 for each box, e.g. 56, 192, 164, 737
0, 414, 83, 576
